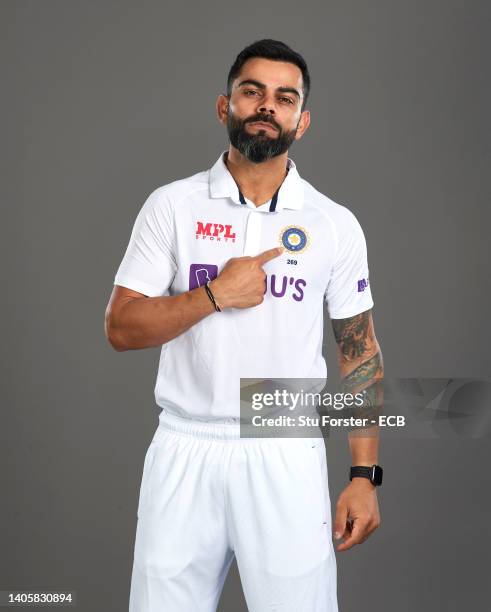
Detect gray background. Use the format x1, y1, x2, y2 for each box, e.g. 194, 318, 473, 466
2, 0, 490, 610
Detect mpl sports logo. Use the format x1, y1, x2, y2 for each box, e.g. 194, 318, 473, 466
196, 221, 236, 243
357, 277, 370, 292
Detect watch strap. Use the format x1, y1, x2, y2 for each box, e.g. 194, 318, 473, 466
350, 465, 383, 486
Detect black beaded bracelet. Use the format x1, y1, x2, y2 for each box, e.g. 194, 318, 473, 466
204, 281, 221, 312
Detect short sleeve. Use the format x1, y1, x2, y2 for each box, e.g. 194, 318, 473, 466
113, 187, 177, 297
325, 209, 374, 319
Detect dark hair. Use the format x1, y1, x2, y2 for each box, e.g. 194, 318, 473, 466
226, 39, 311, 111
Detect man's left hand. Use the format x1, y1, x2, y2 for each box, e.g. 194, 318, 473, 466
332, 478, 381, 551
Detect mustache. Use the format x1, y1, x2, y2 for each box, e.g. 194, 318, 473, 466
245, 115, 280, 132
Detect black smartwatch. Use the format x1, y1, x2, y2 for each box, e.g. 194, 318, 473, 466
350, 465, 383, 486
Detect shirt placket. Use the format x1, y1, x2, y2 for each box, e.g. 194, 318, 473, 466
242, 209, 263, 256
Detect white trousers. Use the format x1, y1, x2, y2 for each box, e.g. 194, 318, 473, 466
129, 411, 338, 612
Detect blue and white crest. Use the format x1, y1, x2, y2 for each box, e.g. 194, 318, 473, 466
279, 225, 310, 253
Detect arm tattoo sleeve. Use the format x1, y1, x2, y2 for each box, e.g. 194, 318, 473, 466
331, 310, 384, 427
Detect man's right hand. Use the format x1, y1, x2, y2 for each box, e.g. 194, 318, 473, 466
209, 246, 284, 310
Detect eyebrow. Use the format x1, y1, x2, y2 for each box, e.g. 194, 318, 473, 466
236, 79, 301, 101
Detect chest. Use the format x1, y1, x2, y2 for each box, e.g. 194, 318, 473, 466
171, 203, 336, 304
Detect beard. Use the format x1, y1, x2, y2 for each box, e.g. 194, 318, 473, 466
226, 108, 299, 164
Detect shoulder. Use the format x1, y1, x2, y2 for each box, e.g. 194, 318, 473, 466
301, 180, 365, 236
143, 169, 209, 213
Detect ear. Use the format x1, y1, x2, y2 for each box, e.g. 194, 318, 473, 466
294, 109, 311, 141
216, 94, 230, 124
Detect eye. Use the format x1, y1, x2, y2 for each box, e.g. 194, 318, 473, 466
244, 89, 258, 96
279, 96, 294, 105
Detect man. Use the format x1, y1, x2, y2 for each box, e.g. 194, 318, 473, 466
105, 39, 383, 612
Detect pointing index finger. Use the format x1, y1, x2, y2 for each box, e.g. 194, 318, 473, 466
254, 246, 285, 265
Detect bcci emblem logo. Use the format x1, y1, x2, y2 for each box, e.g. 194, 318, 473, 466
279, 225, 310, 253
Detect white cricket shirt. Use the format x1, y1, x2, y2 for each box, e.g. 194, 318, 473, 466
113, 150, 374, 421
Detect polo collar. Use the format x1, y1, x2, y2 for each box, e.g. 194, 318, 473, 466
209, 150, 304, 212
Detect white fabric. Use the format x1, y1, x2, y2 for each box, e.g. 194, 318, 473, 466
114, 150, 374, 420
129, 412, 338, 612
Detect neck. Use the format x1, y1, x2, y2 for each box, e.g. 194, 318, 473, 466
225, 146, 289, 207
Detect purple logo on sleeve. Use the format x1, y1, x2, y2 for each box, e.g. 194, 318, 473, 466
357, 278, 369, 292
189, 264, 218, 290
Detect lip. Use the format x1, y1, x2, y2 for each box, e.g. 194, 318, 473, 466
248, 121, 278, 132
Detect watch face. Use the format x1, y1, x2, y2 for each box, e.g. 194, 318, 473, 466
372, 465, 383, 486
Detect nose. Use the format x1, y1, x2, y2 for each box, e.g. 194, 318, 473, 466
258, 105, 275, 115
257, 93, 277, 115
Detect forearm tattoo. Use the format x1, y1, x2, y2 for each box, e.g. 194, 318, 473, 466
332, 311, 371, 360
342, 352, 382, 388
331, 310, 384, 426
